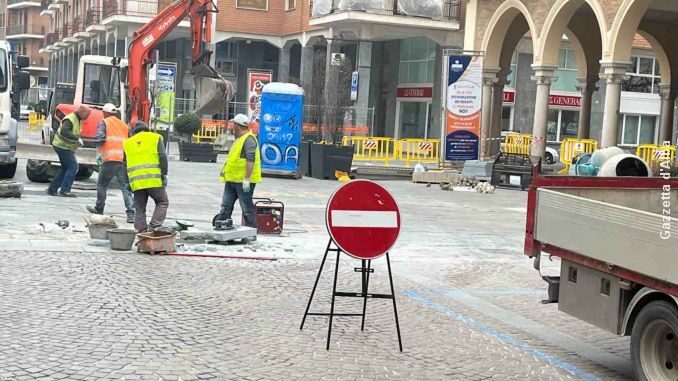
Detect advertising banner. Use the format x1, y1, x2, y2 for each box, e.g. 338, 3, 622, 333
445, 55, 483, 161
259, 83, 304, 176
247, 70, 273, 122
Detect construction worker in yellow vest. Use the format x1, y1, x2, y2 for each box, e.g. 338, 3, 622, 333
86, 103, 135, 223
47, 105, 91, 197
123, 121, 169, 233
216, 114, 262, 228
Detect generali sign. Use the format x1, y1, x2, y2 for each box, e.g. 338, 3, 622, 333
549, 94, 581, 107
502, 91, 580, 108
397, 87, 433, 98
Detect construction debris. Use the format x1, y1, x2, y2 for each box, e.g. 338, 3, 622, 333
0, 180, 23, 198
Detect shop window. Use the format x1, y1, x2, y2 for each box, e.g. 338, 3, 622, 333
623, 56, 661, 94
399, 101, 431, 139
547, 109, 579, 143
399, 37, 436, 85
618, 114, 657, 146
501, 106, 513, 132
236, 0, 267, 10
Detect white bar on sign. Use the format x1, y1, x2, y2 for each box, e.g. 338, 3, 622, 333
331, 210, 398, 228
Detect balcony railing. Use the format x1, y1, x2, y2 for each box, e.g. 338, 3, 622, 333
45, 31, 60, 45
73, 16, 86, 33
8, 0, 41, 5
61, 23, 72, 38
103, 0, 174, 19
85, 8, 101, 27
7, 24, 46, 36
311, 0, 461, 21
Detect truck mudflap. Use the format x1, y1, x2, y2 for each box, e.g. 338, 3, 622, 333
15, 142, 98, 166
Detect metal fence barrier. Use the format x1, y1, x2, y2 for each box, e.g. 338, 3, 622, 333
637, 144, 676, 166
559, 138, 598, 174
503, 133, 533, 155
396, 138, 440, 167
342, 136, 397, 166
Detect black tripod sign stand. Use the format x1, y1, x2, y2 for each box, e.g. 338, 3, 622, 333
299, 239, 403, 351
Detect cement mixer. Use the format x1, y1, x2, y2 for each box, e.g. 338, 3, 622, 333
569, 147, 652, 177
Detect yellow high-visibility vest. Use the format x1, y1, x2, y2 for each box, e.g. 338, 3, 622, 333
124, 131, 163, 191
53, 113, 82, 151
220, 131, 262, 183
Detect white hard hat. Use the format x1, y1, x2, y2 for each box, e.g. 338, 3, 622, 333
231, 113, 250, 127
102, 103, 118, 113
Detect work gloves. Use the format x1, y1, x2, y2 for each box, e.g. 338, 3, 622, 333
242, 179, 251, 193
162, 175, 168, 188
96, 155, 103, 166
78, 138, 84, 147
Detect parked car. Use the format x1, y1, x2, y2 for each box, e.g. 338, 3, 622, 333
500, 131, 560, 164
19, 105, 33, 120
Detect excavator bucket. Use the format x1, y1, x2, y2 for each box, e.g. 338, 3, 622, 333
191, 64, 235, 115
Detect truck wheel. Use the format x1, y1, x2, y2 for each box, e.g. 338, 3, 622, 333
76, 166, 94, 181
26, 159, 51, 183
631, 300, 678, 381
0, 161, 17, 179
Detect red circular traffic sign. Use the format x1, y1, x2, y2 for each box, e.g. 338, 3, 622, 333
326, 180, 401, 260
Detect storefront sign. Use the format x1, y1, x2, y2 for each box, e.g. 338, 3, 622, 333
351, 71, 359, 101
397, 87, 433, 99
444, 55, 483, 161
549, 94, 581, 107
503, 91, 515, 104
247, 69, 273, 121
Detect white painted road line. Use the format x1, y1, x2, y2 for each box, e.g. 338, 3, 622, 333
330, 210, 398, 228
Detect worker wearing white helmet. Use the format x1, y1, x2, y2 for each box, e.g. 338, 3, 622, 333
86, 103, 135, 223
216, 113, 262, 229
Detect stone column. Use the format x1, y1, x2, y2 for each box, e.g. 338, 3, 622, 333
659, 84, 676, 144
278, 46, 291, 83
530, 66, 556, 158
355, 41, 372, 128
480, 69, 498, 159
576, 76, 598, 140
600, 62, 629, 148
489, 70, 510, 156
299, 44, 315, 98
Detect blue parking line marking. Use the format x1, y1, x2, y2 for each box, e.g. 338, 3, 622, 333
405, 290, 603, 381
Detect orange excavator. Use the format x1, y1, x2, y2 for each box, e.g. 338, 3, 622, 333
127, 0, 233, 126
21, 0, 233, 182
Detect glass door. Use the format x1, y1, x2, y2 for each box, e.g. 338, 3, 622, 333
399, 101, 431, 139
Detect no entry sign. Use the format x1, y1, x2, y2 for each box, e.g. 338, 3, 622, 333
326, 180, 401, 260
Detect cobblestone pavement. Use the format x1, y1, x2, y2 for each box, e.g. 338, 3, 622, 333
0, 158, 635, 380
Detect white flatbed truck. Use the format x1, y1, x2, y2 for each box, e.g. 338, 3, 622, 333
525, 163, 678, 381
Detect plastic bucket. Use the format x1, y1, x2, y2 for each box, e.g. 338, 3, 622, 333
107, 229, 137, 251
89, 224, 114, 240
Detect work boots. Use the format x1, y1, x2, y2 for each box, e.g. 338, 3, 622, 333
87, 205, 103, 215
126, 212, 135, 224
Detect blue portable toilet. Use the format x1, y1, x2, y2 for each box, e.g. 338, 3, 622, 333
258, 83, 304, 178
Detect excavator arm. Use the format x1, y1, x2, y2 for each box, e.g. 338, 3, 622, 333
127, 0, 233, 127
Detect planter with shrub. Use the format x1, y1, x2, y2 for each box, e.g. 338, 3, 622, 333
174, 112, 217, 163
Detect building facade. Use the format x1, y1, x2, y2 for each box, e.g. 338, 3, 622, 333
212, 0, 465, 139
464, 0, 678, 159
41, 0, 191, 94
1, 0, 50, 84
